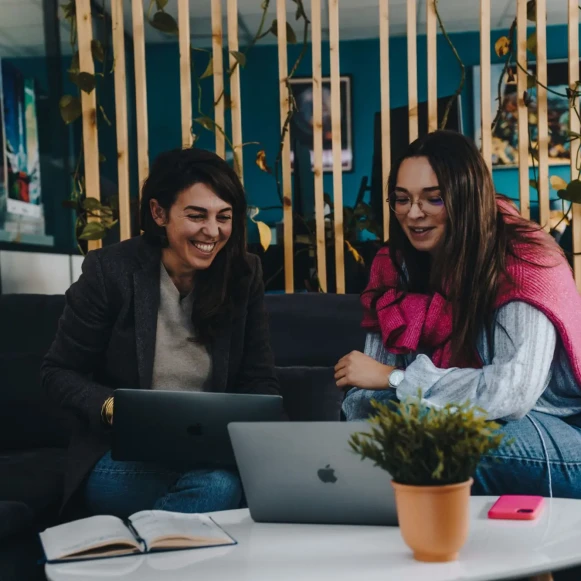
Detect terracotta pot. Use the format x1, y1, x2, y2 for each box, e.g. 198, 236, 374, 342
392, 478, 473, 562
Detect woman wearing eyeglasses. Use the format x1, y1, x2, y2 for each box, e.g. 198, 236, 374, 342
336, 130, 581, 498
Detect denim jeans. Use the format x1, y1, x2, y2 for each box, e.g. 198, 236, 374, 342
83, 451, 243, 518
343, 388, 581, 499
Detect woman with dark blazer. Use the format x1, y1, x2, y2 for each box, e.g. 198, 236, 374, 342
41, 147, 281, 518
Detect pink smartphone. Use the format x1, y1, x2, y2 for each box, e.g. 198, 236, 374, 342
488, 495, 545, 520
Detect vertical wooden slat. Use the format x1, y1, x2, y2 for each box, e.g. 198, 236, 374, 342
227, 0, 244, 181
211, 0, 225, 159
426, 0, 437, 132
479, 0, 491, 168
569, 0, 581, 289
536, 0, 550, 231
407, 0, 418, 141
111, 0, 131, 241
131, 0, 148, 196
75, 0, 101, 251
517, 0, 530, 219
178, 0, 192, 148
276, 0, 293, 293
379, 0, 391, 241
329, 0, 345, 294
311, 0, 327, 292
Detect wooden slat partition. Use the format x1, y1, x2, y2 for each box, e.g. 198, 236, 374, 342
178, 0, 192, 148
111, 0, 131, 241
379, 0, 391, 241
227, 0, 243, 181
311, 0, 327, 292
479, 0, 491, 168
407, 0, 418, 141
426, 0, 437, 132
131, 0, 148, 195
75, 0, 101, 251
211, 0, 225, 159
516, 0, 530, 219
276, 0, 293, 293
329, 0, 345, 293
569, 0, 581, 289
535, 0, 550, 231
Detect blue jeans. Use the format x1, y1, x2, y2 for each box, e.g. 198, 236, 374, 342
343, 388, 581, 498
84, 452, 243, 518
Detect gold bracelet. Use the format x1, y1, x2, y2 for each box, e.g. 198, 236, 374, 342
101, 396, 114, 426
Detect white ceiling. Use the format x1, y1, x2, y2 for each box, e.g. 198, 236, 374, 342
0, 0, 574, 58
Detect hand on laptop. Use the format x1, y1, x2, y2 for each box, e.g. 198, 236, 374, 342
334, 351, 395, 390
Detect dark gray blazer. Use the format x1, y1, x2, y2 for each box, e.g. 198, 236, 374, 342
41, 236, 280, 510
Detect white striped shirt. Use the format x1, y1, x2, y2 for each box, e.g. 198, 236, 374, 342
363, 301, 581, 421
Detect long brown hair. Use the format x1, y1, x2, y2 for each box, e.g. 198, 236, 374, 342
382, 130, 560, 364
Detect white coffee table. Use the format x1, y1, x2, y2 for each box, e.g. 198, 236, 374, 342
45, 497, 581, 581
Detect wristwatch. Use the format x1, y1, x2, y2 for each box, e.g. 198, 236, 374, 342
388, 368, 405, 388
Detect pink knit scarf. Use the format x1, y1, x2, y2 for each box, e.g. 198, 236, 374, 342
361, 203, 581, 385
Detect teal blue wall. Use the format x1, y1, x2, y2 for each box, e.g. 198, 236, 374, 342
143, 22, 578, 229
7, 22, 578, 250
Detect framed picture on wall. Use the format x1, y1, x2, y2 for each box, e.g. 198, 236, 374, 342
288, 75, 353, 172
473, 60, 576, 168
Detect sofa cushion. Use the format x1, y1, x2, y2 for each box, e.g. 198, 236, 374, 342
0, 449, 67, 518
265, 294, 366, 367
277, 366, 344, 421
0, 502, 35, 541
0, 352, 74, 450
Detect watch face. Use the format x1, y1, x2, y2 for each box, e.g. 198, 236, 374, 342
389, 369, 405, 387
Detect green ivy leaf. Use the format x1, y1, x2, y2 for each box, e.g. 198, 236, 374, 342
82, 198, 103, 212
529, 179, 538, 190
68, 51, 80, 73
59, 95, 82, 124
155, 0, 168, 9
76, 72, 96, 94
200, 57, 213, 79
526, 31, 537, 54
193, 116, 215, 131
78, 222, 107, 240
91, 40, 105, 63
558, 179, 581, 204
230, 51, 246, 68
150, 11, 178, 35
526, 0, 536, 22
270, 19, 297, 44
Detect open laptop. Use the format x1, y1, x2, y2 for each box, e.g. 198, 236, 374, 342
228, 422, 398, 526
112, 390, 283, 469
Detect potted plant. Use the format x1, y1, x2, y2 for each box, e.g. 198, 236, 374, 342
349, 396, 507, 563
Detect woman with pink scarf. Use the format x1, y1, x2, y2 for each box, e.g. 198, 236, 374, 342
337, 130, 581, 498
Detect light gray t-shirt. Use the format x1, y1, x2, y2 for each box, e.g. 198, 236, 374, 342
151, 263, 212, 391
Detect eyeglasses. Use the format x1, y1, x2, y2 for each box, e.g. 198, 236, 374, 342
388, 193, 446, 216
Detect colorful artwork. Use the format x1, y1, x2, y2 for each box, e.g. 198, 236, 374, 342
473, 61, 577, 168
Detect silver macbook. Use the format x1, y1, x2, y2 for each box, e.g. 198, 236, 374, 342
228, 422, 398, 526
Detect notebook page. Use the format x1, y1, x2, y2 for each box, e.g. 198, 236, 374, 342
129, 511, 234, 548
40, 515, 140, 562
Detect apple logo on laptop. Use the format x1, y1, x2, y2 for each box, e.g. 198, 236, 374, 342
187, 424, 203, 436
317, 464, 337, 483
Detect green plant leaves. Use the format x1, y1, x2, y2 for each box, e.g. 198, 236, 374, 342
76, 72, 96, 93
526, 0, 536, 22
270, 19, 297, 44
200, 57, 214, 79
558, 179, 581, 204
79, 222, 107, 240
150, 11, 178, 35
348, 394, 507, 486
230, 51, 246, 68
193, 116, 215, 131
526, 31, 537, 55
59, 95, 82, 124
91, 40, 105, 63
155, 0, 168, 9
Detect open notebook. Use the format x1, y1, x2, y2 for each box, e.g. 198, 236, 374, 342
39, 510, 236, 563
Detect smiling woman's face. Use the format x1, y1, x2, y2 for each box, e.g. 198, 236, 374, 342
393, 156, 448, 256
150, 183, 233, 275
